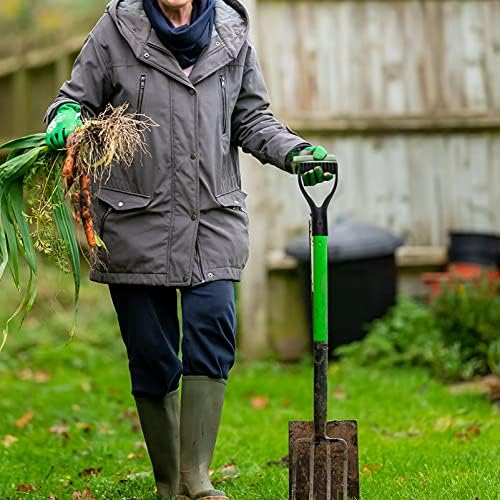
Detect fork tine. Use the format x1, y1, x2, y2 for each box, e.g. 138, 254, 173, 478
326, 440, 332, 500
308, 440, 315, 500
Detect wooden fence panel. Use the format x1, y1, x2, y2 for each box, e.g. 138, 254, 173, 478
258, 0, 500, 122
258, 133, 500, 251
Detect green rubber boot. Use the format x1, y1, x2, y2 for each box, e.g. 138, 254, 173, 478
135, 390, 180, 499
178, 376, 228, 500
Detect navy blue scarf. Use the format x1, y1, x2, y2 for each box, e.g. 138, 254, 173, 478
143, 0, 216, 69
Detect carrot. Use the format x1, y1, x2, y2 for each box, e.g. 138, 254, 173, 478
78, 174, 96, 248
80, 173, 91, 191
71, 192, 81, 223
63, 134, 79, 192
83, 218, 96, 248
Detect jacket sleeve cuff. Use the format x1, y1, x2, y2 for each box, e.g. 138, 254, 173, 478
284, 142, 312, 173
44, 98, 81, 125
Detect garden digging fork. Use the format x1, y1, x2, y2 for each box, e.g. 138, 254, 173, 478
289, 155, 360, 500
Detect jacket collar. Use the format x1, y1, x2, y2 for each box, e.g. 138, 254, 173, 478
107, 0, 249, 86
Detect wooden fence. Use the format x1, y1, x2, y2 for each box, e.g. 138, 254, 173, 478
239, 0, 500, 358
0, 0, 499, 358
0, 36, 84, 141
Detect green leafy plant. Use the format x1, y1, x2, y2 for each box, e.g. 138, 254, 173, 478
433, 280, 500, 377
0, 105, 153, 349
338, 283, 500, 381
0, 134, 73, 350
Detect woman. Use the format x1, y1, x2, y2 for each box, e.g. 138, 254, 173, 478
45, 0, 332, 498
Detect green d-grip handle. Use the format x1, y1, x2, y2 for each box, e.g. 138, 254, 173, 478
294, 155, 339, 344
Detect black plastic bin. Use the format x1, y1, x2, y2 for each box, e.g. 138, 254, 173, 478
448, 231, 500, 268
286, 220, 403, 351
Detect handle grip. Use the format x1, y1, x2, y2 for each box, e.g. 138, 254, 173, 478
294, 154, 339, 236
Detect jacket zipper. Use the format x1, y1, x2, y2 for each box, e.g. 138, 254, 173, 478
137, 74, 147, 115
220, 75, 227, 134
100, 208, 112, 238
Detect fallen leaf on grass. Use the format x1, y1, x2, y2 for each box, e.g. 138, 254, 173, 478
250, 396, 269, 410
455, 424, 481, 441
119, 408, 138, 423
80, 382, 92, 393
16, 483, 37, 492
480, 375, 500, 404
72, 488, 95, 500
72, 404, 81, 412
34, 371, 51, 383
434, 416, 455, 432
267, 455, 289, 468
332, 389, 346, 401
15, 411, 33, 428
396, 476, 407, 485
123, 471, 151, 482
127, 452, 145, 460
370, 425, 422, 438
50, 423, 69, 439
466, 425, 481, 437
119, 408, 141, 432
210, 463, 240, 484
15, 369, 51, 383
134, 441, 147, 450
79, 468, 102, 477
75, 422, 93, 433
362, 464, 382, 474
97, 422, 115, 435
49, 495, 57, 499
2, 434, 18, 447
405, 428, 423, 438
16, 369, 34, 380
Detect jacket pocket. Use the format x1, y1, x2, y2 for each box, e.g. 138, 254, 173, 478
216, 189, 247, 216
136, 74, 147, 115
94, 187, 158, 274
97, 187, 151, 210
198, 189, 249, 272
97, 187, 151, 237
219, 74, 227, 135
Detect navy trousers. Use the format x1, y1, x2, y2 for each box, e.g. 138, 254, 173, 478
109, 281, 236, 398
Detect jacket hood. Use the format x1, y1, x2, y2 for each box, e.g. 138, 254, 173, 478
106, 0, 249, 61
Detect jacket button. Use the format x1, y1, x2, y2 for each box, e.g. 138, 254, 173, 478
190, 153, 197, 160
207, 273, 214, 279
144, 52, 150, 59
191, 214, 197, 221
118, 201, 124, 208
183, 275, 189, 282
189, 89, 195, 95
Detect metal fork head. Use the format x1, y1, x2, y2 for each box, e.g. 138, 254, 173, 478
290, 434, 349, 500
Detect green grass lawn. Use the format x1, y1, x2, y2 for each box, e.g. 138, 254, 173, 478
0, 264, 498, 499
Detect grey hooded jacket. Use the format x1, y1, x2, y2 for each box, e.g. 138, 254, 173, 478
46, 0, 306, 287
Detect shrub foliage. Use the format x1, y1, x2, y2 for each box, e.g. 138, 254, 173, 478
338, 281, 500, 381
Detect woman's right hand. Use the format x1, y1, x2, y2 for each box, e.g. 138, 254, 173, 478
46, 103, 83, 150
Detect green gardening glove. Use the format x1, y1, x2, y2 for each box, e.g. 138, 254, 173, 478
46, 103, 83, 150
291, 145, 335, 187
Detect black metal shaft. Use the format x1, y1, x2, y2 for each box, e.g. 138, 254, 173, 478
314, 342, 329, 438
